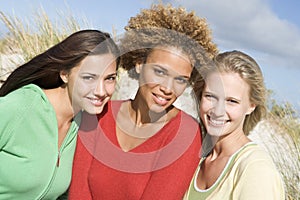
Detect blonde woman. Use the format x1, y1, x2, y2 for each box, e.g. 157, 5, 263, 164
184, 50, 285, 199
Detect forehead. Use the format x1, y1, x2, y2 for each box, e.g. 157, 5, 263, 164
205, 72, 250, 97
146, 48, 193, 75
76, 54, 117, 74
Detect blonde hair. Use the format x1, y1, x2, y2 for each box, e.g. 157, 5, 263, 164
119, 4, 218, 83
193, 50, 267, 135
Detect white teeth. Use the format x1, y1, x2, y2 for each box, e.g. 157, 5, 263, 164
210, 118, 227, 125
157, 96, 166, 101
89, 98, 102, 103
91, 99, 100, 102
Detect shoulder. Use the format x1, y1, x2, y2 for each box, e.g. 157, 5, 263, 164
177, 110, 201, 137
236, 144, 275, 166
171, 110, 200, 130
173, 110, 202, 150
0, 84, 48, 113
0, 84, 51, 148
235, 143, 282, 181
180, 110, 199, 124
232, 144, 285, 199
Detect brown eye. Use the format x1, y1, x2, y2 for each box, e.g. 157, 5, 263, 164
205, 94, 215, 99
106, 75, 116, 82
174, 77, 188, 84
154, 68, 166, 76
82, 76, 94, 80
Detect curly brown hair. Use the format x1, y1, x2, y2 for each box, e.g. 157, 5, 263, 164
119, 4, 218, 83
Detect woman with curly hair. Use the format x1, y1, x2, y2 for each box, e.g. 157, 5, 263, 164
69, 4, 218, 200
184, 50, 285, 199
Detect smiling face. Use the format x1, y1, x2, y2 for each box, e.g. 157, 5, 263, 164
61, 54, 117, 114
136, 48, 193, 113
199, 72, 256, 138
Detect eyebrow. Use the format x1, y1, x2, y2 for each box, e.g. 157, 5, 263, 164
106, 72, 117, 77
81, 72, 117, 77
152, 64, 167, 72
81, 72, 97, 76
203, 91, 215, 96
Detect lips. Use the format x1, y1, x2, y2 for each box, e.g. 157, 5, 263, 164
87, 97, 105, 107
207, 115, 229, 127
152, 93, 170, 106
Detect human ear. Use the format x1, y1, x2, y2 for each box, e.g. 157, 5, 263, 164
135, 63, 143, 74
246, 103, 256, 115
59, 70, 69, 84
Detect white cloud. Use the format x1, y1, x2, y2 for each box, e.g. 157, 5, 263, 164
174, 0, 300, 68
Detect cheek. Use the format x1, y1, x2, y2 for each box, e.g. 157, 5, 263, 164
228, 107, 245, 120
106, 83, 117, 96
72, 81, 94, 96
76, 83, 92, 93
139, 81, 157, 90
199, 101, 207, 119
73, 78, 92, 91
199, 99, 212, 113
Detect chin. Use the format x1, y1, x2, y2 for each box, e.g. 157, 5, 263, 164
83, 107, 103, 115
150, 104, 171, 114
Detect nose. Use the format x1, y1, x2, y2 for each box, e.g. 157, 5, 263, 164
212, 101, 225, 117
94, 80, 106, 97
160, 77, 173, 94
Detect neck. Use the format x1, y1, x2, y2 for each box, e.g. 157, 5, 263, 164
43, 87, 74, 126
209, 131, 251, 159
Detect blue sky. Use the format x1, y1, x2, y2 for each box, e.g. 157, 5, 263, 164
1, 0, 300, 113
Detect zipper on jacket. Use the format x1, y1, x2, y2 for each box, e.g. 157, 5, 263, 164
38, 115, 80, 199
38, 144, 66, 199
56, 152, 61, 167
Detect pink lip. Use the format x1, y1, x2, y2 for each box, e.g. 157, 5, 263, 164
152, 93, 169, 106
87, 97, 105, 107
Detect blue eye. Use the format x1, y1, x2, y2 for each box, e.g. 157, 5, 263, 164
228, 99, 239, 104
204, 94, 215, 99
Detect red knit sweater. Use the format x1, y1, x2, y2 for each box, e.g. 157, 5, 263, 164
69, 101, 201, 200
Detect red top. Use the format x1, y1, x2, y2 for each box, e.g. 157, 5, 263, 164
69, 101, 201, 200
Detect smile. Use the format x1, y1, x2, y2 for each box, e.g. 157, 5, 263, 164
87, 97, 105, 107
207, 115, 229, 126
152, 93, 170, 106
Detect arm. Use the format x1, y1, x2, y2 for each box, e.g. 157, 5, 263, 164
0, 91, 33, 149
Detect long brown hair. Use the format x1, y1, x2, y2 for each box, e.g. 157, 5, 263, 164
0, 29, 120, 96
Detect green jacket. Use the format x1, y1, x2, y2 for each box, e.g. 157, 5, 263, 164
0, 84, 80, 199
